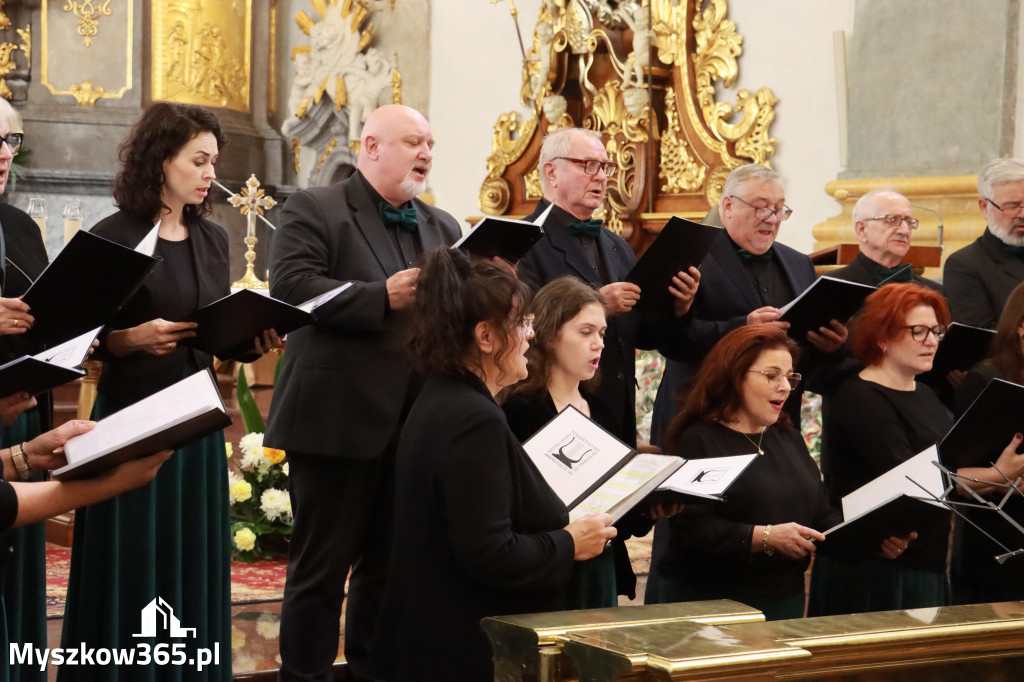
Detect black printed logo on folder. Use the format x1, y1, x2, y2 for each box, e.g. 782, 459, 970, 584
545, 433, 597, 473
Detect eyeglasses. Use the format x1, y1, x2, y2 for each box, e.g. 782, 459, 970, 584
729, 195, 793, 222
903, 325, 946, 342
0, 132, 23, 154
748, 369, 801, 390
519, 314, 535, 336
864, 214, 919, 229
554, 157, 618, 178
985, 198, 1024, 214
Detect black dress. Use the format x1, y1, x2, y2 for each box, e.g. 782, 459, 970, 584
58, 211, 232, 682
0, 203, 51, 682
809, 375, 953, 616
950, 364, 1024, 604
371, 373, 574, 682
657, 421, 840, 620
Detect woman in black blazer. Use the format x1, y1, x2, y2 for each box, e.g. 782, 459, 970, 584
371, 249, 615, 682
58, 103, 277, 682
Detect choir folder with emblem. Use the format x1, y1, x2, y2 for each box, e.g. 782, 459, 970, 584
0, 327, 100, 396
521, 406, 756, 522
52, 369, 230, 481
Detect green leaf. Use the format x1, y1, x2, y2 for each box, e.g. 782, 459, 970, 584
274, 352, 284, 382
236, 365, 265, 433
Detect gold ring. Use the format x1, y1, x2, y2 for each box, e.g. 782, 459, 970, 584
12, 319, 18, 327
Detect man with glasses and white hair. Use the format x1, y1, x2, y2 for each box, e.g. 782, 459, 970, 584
944, 158, 1024, 327
830, 189, 943, 292
518, 127, 699, 448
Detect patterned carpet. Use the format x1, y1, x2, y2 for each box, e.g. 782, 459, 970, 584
44, 546, 288, 618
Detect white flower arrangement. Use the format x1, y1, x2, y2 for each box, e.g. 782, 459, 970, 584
228, 431, 291, 562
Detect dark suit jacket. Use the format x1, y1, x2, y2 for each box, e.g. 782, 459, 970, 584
265, 173, 461, 459
832, 252, 945, 294
371, 372, 573, 681
518, 199, 680, 446
943, 228, 1024, 328
91, 210, 229, 409
650, 232, 817, 446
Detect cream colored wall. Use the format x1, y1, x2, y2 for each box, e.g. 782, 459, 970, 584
428, 1, 854, 252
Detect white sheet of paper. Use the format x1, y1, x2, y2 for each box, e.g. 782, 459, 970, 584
532, 202, 554, 226
521, 406, 633, 507
297, 282, 353, 313
841, 446, 945, 519
33, 326, 102, 368
658, 453, 758, 499
134, 221, 161, 256
569, 453, 680, 521
62, 370, 223, 464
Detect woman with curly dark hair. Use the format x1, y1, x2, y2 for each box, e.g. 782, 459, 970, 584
371, 248, 615, 682
58, 102, 278, 681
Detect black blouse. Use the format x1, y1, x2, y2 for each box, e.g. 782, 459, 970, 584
821, 375, 953, 570
660, 421, 841, 598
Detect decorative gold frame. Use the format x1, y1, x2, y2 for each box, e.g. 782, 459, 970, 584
480, 0, 778, 255
40, 0, 132, 103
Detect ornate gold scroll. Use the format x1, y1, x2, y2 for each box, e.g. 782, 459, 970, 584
479, 0, 778, 255
151, 0, 252, 112
41, 0, 132, 103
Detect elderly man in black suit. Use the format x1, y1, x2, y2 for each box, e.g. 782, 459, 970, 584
266, 105, 461, 681
831, 189, 943, 292
944, 158, 1024, 328
518, 127, 699, 448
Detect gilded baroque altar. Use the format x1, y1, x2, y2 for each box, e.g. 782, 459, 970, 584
481, 0, 778, 255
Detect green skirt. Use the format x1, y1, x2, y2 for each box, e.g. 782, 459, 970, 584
657, 574, 805, 622
57, 392, 232, 681
807, 554, 950, 617
565, 545, 617, 610
2, 410, 47, 682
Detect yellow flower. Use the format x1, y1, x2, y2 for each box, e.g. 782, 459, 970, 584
263, 447, 286, 465
225, 442, 233, 459
234, 527, 256, 552
229, 479, 253, 504
231, 625, 247, 650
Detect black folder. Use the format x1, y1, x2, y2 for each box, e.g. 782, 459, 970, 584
777, 276, 875, 340
919, 323, 996, 387
22, 230, 160, 346
183, 289, 316, 358
0, 356, 85, 397
453, 215, 544, 264
821, 494, 950, 557
939, 378, 1024, 469
624, 217, 721, 313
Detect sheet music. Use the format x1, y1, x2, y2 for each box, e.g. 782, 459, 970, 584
296, 282, 353, 313
63, 370, 223, 464
658, 453, 758, 499
569, 453, 680, 521
522, 406, 634, 507
841, 446, 945, 519
134, 221, 161, 256
33, 326, 101, 368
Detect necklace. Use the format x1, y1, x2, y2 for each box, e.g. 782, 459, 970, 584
723, 422, 768, 455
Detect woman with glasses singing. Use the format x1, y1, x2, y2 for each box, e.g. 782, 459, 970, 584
951, 282, 1024, 604
810, 283, 956, 615
656, 324, 841, 621
371, 248, 615, 681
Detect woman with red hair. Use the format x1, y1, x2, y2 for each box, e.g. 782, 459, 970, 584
810, 283, 963, 614
657, 324, 842, 620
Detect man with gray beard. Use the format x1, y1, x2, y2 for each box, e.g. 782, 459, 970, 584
945, 158, 1024, 327
266, 104, 461, 681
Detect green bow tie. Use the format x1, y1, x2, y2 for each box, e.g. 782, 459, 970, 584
736, 247, 774, 264
567, 218, 602, 239
378, 202, 419, 232
875, 263, 912, 284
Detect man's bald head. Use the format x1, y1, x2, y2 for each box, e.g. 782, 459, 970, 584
358, 104, 434, 206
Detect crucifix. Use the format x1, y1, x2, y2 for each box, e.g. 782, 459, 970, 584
227, 174, 277, 289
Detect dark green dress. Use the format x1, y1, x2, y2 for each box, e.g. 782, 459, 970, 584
57, 212, 233, 681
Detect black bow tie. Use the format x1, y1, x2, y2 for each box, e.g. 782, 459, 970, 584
378, 202, 419, 232
567, 218, 602, 239
736, 247, 773, 263
874, 263, 912, 284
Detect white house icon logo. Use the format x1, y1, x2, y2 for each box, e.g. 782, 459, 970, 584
132, 597, 197, 638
